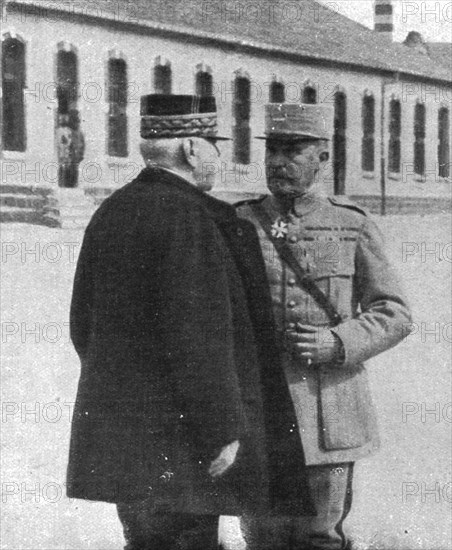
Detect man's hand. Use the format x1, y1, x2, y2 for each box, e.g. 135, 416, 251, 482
208, 440, 240, 479
285, 324, 343, 366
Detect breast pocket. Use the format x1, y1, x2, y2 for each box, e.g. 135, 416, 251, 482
307, 241, 356, 323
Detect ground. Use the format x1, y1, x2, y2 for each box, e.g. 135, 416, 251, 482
1, 213, 451, 550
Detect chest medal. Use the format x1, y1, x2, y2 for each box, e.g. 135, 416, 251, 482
271, 218, 289, 239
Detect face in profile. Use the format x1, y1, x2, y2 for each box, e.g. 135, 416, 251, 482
265, 139, 324, 198
192, 138, 221, 191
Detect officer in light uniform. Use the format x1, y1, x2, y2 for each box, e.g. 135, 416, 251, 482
236, 103, 412, 550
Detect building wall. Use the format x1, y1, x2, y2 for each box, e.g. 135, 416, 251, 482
2, 9, 451, 201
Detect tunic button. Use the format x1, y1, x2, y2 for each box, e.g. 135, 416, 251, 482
288, 300, 296, 308
332, 266, 337, 274
289, 235, 298, 243
288, 323, 296, 330
236, 228, 243, 236
288, 278, 296, 286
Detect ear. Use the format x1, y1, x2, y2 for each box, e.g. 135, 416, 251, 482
182, 138, 197, 169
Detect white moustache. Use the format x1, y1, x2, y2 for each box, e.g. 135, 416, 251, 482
268, 164, 301, 179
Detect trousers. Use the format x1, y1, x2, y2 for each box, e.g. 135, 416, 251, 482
241, 462, 354, 550
117, 501, 219, 550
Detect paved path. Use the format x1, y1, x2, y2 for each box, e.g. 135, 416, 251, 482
1, 214, 451, 549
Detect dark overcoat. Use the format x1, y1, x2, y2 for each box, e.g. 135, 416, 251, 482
67, 168, 308, 515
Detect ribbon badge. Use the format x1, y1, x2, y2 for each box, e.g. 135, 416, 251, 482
271, 218, 288, 239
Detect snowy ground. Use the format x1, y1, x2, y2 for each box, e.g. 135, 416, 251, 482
1, 214, 451, 550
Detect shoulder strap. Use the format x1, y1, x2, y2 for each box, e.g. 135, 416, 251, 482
234, 194, 267, 209
250, 202, 342, 326
328, 196, 368, 216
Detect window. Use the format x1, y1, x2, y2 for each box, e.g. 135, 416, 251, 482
154, 61, 172, 95
195, 70, 213, 97
414, 103, 426, 176
2, 36, 26, 151
57, 47, 78, 115
270, 81, 285, 103
233, 75, 251, 164
107, 57, 128, 157
361, 94, 375, 172
333, 91, 347, 194
303, 85, 317, 104
438, 107, 450, 178
388, 99, 401, 173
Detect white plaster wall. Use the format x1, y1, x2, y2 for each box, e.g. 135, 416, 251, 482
2, 9, 451, 199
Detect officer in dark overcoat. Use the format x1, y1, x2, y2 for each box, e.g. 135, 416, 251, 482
67, 95, 305, 549
236, 103, 412, 550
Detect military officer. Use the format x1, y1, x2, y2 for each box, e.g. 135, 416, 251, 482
236, 103, 412, 550
68, 95, 298, 549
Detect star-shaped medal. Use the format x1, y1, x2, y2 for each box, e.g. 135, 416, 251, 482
271, 218, 288, 239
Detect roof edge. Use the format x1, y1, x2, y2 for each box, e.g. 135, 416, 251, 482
5, 1, 452, 86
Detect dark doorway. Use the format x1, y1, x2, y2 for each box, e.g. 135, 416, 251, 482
56, 48, 80, 188
57, 49, 78, 115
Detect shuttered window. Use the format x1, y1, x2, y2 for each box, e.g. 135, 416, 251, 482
303, 85, 317, 104
361, 94, 375, 172
414, 103, 426, 176
195, 70, 213, 97
333, 92, 347, 194
233, 76, 251, 164
438, 107, 450, 178
107, 58, 128, 157
2, 37, 26, 151
154, 63, 172, 95
388, 99, 401, 174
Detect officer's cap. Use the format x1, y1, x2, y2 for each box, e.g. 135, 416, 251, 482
140, 94, 230, 140
257, 103, 334, 141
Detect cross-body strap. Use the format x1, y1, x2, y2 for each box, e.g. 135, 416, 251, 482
250, 202, 343, 326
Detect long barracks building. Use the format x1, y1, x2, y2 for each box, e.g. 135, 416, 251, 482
1, 0, 451, 227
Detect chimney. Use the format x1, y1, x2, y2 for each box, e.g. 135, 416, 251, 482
374, 0, 394, 41
403, 31, 429, 55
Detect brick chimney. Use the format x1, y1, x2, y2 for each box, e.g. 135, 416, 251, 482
374, 0, 394, 41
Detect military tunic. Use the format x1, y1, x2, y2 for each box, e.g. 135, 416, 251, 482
237, 193, 412, 466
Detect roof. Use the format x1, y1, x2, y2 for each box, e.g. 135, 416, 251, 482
426, 43, 452, 70
6, 0, 452, 84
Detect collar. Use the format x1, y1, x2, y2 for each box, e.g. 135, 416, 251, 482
140, 166, 237, 223
150, 165, 195, 184
265, 192, 323, 220
292, 192, 323, 217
